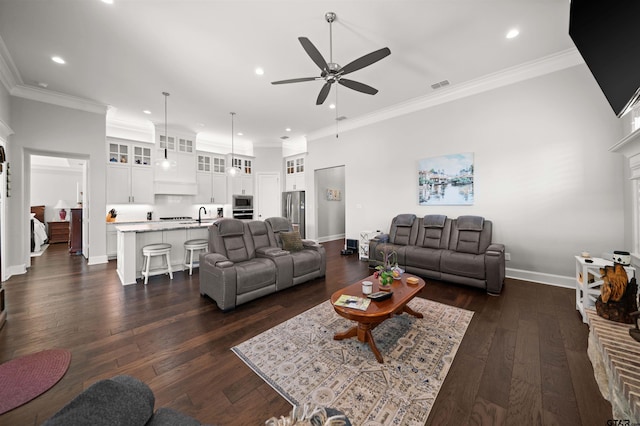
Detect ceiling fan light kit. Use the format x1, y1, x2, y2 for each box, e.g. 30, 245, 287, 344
271, 12, 391, 105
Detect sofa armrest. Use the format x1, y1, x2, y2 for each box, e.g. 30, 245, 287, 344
371, 233, 389, 243
301, 239, 322, 251
485, 243, 505, 295
256, 246, 289, 257
202, 252, 234, 268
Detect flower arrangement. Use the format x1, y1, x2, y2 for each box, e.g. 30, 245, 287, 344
374, 247, 402, 286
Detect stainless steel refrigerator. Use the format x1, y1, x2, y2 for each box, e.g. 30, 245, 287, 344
282, 190, 305, 238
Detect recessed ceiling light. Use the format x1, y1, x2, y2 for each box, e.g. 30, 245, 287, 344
285, 128, 291, 132
255, 67, 264, 75
506, 28, 520, 39
51, 56, 66, 64
143, 110, 151, 115
329, 104, 336, 109
237, 132, 243, 136
101, 0, 114, 4
37, 82, 49, 88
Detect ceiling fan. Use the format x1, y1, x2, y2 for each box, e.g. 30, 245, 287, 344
271, 12, 391, 105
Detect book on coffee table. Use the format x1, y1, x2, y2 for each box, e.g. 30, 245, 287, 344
333, 294, 371, 311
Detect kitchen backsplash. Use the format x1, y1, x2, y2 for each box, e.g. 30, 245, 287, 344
106, 195, 230, 221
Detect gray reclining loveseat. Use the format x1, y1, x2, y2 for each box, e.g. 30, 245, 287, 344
199, 217, 325, 311
369, 214, 505, 295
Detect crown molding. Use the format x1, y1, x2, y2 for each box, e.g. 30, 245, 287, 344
0, 35, 22, 92
11, 84, 108, 115
307, 48, 584, 141
0, 118, 14, 141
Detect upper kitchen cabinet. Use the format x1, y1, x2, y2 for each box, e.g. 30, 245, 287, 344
284, 154, 306, 191
196, 151, 228, 204
154, 126, 197, 195
106, 138, 154, 204
228, 154, 254, 196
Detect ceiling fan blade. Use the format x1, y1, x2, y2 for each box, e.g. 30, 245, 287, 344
316, 82, 332, 105
340, 47, 391, 75
271, 77, 321, 85
338, 78, 378, 95
298, 37, 329, 72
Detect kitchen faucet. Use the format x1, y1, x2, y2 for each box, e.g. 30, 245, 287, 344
198, 206, 207, 224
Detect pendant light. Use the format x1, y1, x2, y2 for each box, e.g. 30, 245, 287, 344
226, 112, 239, 177
157, 91, 176, 170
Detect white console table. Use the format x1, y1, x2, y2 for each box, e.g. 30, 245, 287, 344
575, 256, 636, 323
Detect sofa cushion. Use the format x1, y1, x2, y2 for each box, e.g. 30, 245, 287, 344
395, 214, 416, 227
423, 214, 447, 228
290, 250, 321, 276
404, 246, 442, 271
457, 215, 484, 231
223, 234, 250, 263
389, 214, 417, 246
281, 231, 304, 252
247, 220, 272, 250
440, 250, 486, 280
235, 258, 277, 294
217, 218, 245, 236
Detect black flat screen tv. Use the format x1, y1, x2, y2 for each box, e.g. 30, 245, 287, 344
569, 0, 640, 117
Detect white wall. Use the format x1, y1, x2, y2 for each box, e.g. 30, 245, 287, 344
0, 83, 9, 125
315, 165, 345, 241
31, 167, 83, 223
8, 97, 107, 272
305, 65, 624, 282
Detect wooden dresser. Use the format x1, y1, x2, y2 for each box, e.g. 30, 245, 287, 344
69, 208, 82, 255
47, 221, 69, 244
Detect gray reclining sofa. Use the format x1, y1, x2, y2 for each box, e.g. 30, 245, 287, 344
369, 214, 505, 295
199, 217, 326, 311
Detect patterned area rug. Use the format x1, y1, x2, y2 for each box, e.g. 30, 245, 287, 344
232, 298, 473, 425
0, 348, 71, 414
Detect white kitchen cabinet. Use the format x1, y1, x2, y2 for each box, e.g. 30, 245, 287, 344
196, 152, 228, 203
106, 139, 154, 204
227, 154, 254, 197
107, 165, 154, 204
154, 127, 197, 194
285, 154, 306, 191
106, 223, 117, 259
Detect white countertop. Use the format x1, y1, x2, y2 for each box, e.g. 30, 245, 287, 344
115, 219, 218, 233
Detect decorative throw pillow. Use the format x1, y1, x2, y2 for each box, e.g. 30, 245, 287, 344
280, 231, 304, 252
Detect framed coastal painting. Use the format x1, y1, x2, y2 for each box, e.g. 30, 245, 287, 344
418, 152, 474, 205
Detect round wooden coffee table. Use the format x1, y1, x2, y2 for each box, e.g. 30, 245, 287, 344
330, 273, 425, 363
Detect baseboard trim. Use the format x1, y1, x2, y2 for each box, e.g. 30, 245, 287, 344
88, 255, 109, 265
6, 264, 27, 279
506, 267, 574, 289
317, 234, 345, 243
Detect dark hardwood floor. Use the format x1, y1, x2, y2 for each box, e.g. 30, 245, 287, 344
0, 241, 611, 425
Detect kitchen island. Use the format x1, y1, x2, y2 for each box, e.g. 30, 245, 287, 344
115, 220, 216, 285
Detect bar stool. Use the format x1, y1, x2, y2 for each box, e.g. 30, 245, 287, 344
141, 243, 173, 285
184, 239, 208, 275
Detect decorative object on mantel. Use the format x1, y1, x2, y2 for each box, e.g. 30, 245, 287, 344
54, 199, 69, 221
595, 263, 638, 323
106, 208, 117, 222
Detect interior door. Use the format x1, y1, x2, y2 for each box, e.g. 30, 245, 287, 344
256, 173, 280, 220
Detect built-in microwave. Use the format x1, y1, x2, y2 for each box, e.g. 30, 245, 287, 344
232, 194, 253, 210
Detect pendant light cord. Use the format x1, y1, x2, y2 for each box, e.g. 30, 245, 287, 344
230, 112, 235, 167
163, 92, 170, 159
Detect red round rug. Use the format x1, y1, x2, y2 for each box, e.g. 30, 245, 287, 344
0, 349, 71, 415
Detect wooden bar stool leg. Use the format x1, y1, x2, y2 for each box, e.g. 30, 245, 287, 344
166, 252, 173, 279
143, 254, 151, 285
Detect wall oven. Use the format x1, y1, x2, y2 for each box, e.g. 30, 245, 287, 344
232, 195, 253, 220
